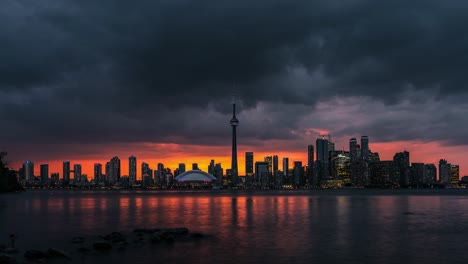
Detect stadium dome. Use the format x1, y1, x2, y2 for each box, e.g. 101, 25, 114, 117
175, 170, 217, 183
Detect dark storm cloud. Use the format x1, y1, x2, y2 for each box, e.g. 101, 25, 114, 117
1, 0, 468, 156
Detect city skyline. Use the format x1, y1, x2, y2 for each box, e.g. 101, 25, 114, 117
10, 136, 465, 180
2, 1, 468, 178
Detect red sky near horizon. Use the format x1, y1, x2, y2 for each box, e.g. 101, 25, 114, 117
8, 140, 467, 180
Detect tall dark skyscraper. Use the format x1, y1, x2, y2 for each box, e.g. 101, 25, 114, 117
94, 163, 102, 182
245, 152, 254, 176
316, 136, 329, 162
361, 136, 369, 161
40, 164, 48, 183
283, 157, 289, 180
273, 155, 279, 173
74, 164, 82, 182
393, 151, 410, 187
129, 155, 137, 184
230, 102, 239, 185
307, 145, 316, 187
108, 156, 120, 184
349, 138, 357, 162
63, 161, 70, 183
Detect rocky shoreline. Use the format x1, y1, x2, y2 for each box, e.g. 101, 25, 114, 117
0, 227, 206, 264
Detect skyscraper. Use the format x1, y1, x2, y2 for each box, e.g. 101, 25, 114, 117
361, 136, 369, 161
283, 157, 289, 182
94, 163, 102, 182
74, 164, 82, 182
293, 161, 304, 187
245, 152, 254, 182
316, 136, 329, 162
273, 155, 279, 174
349, 138, 357, 163
129, 155, 137, 184
63, 161, 70, 183
451, 165, 460, 187
40, 164, 48, 183
307, 145, 316, 187
255, 161, 269, 188
22, 161, 34, 182
108, 156, 120, 184
178, 163, 186, 174
208, 160, 215, 175
230, 102, 239, 185
439, 159, 451, 186
393, 151, 410, 187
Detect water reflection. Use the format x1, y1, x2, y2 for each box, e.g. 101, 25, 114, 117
2, 191, 468, 264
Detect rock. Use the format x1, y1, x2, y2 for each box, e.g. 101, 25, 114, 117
100, 232, 127, 243
72, 236, 85, 244
3, 248, 18, 255
47, 248, 71, 260
133, 228, 161, 234
24, 249, 46, 260
0, 254, 17, 264
190, 232, 204, 239
165, 228, 189, 235
93, 241, 112, 251
77, 247, 90, 253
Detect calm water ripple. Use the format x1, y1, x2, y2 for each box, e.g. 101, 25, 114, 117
2, 189, 468, 264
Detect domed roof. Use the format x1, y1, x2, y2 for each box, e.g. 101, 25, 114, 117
175, 170, 217, 182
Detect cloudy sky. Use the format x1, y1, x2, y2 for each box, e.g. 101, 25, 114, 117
1, 0, 467, 176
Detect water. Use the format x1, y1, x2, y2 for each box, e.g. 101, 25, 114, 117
2, 189, 468, 264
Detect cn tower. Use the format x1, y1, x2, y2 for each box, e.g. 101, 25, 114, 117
230, 102, 239, 186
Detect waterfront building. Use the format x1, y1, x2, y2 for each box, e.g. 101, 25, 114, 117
293, 161, 304, 187
73, 164, 82, 182
94, 163, 102, 182
439, 159, 451, 186
40, 164, 48, 183
308, 145, 317, 187
273, 155, 279, 175
178, 163, 186, 174
208, 160, 215, 175
23, 161, 34, 182
63, 161, 70, 183
410, 163, 425, 186
107, 156, 120, 184
361, 136, 369, 161
316, 136, 329, 162
51, 173, 59, 182
451, 165, 460, 187
282, 157, 289, 184
129, 156, 137, 184
174, 170, 217, 187
192, 163, 198, 171
245, 152, 254, 183
255, 162, 269, 188
393, 151, 410, 187
424, 164, 437, 184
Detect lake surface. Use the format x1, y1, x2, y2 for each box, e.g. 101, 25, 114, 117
2, 189, 468, 264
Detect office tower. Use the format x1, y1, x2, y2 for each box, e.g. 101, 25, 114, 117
40, 164, 48, 183
255, 162, 269, 188
94, 163, 103, 182
439, 159, 451, 186
331, 153, 350, 183
424, 164, 437, 184
273, 155, 279, 174
192, 163, 198, 170
293, 161, 304, 187
245, 152, 254, 183
214, 163, 223, 184
361, 136, 369, 161
208, 160, 215, 175
74, 164, 82, 182
107, 156, 121, 184
22, 161, 34, 182
129, 155, 137, 184
178, 163, 186, 174
105, 162, 110, 182
156, 163, 165, 184
393, 151, 410, 187
349, 138, 357, 162
316, 136, 329, 162
410, 163, 425, 186
230, 102, 239, 186
282, 157, 289, 180
62, 161, 70, 183
264, 156, 273, 176
142, 162, 151, 179
451, 165, 460, 187
307, 145, 316, 187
